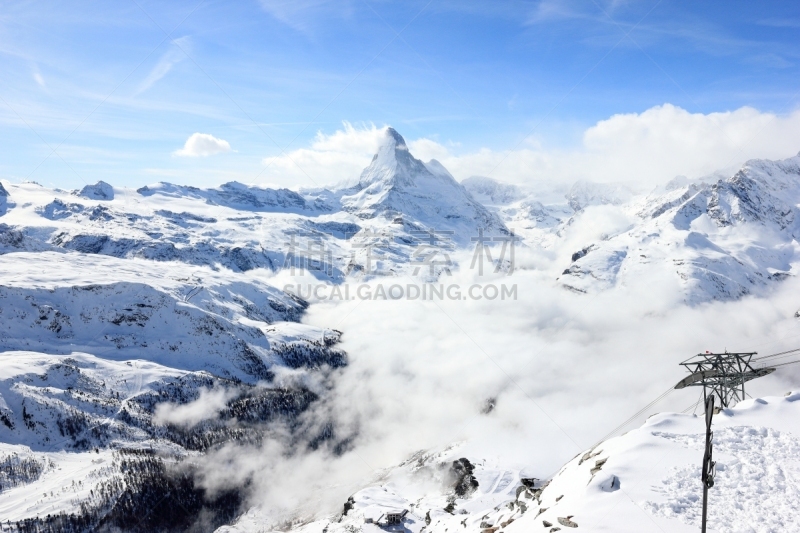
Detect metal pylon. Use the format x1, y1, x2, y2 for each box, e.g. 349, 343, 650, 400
674, 351, 774, 408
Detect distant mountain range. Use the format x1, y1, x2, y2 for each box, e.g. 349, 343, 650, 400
0, 128, 798, 531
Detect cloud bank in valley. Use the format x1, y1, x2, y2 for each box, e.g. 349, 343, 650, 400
161, 113, 800, 525
194, 212, 800, 523
261, 106, 800, 188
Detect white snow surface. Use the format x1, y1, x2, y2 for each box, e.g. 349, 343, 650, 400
221, 392, 800, 533
514, 391, 800, 533
557, 153, 800, 303
1, 133, 800, 529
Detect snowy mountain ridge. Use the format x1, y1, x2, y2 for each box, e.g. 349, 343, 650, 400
0, 129, 518, 531
1, 130, 800, 531
559, 151, 800, 303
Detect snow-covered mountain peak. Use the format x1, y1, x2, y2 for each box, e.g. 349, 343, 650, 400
356, 127, 432, 190
78, 180, 114, 201
565, 180, 633, 212
340, 128, 508, 240
461, 176, 524, 205
0, 181, 10, 216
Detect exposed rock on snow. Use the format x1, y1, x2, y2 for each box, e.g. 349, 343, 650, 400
557, 516, 578, 528
137, 181, 327, 213
450, 457, 480, 497
78, 180, 115, 200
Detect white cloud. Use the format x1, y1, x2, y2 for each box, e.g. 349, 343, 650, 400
174, 132, 232, 157
575, 104, 800, 183
260, 105, 800, 188
138, 36, 191, 94
422, 105, 800, 187
32, 65, 45, 88
191, 243, 800, 522
154, 387, 238, 428
262, 121, 386, 185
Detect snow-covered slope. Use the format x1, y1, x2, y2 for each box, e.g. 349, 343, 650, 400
232, 391, 800, 533
504, 391, 800, 532
0, 252, 345, 381
0, 129, 520, 530
557, 153, 800, 303
0, 250, 346, 530
2, 135, 800, 531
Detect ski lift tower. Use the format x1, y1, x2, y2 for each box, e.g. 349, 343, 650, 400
674, 351, 775, 408
674, 351, 776, 533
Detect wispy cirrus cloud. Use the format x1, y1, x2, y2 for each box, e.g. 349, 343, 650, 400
757, 18, 800, 29
258, 0, 353, 33
137, 36, 191, 94
526, 0, 587, 24
31, 65, 45, 88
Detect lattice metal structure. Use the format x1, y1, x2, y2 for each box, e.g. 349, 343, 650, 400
700, 395, 716, 533
675, 351, 775, 408
674, 351, 778, 532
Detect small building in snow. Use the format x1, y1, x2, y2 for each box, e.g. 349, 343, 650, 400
364, 508, 408, 528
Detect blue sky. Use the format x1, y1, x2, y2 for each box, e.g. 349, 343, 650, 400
1, 0, 799, 190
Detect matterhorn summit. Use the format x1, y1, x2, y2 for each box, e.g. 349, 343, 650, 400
340, 127, 508, 242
